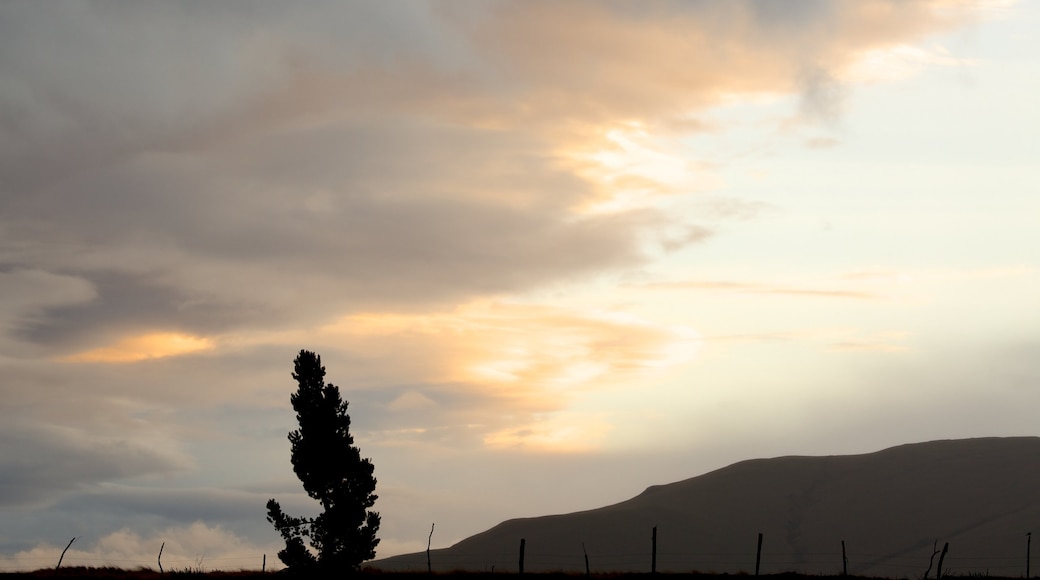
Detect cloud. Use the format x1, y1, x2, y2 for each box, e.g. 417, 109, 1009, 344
0, 297, 701, 516
0, 269, 96, 356
0, 420, 191, 508
0, 522, 274, 572
0, 0, 1001, 358
482, 411, 615, 453
312, 301, 700, 451
798, 66, 849, 125
0, 0, 1014, 570
846, 43, 979, 83
8, 269, 263, 354
62, 332, 214, 363
53, 485, 280, 527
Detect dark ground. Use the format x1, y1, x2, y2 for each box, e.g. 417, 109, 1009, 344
0, 569, 1022, 580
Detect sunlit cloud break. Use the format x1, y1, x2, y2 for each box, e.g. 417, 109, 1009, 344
61, 332, 214, 363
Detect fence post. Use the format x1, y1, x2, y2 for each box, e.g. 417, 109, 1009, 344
924, 540, 940, 580
427, 523, 435, 574
1028, 532, 1032, 578
936, 542, 949, 579
519, 538, 526, 575
583, 542, 590, 577
262, 553, 266, 573
842, 540, 848, 576
651, 526, 658, 574
56, 537, 76, 570
755, 533, 763, 576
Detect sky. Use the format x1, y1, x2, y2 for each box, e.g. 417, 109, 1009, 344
1, 0, 1039, 572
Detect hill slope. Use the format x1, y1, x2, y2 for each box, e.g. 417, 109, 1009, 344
373, 437, 1040, 577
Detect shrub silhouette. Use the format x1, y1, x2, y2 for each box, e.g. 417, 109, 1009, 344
267, 349, 380, 573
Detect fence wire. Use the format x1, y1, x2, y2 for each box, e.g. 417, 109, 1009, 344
0, 553, 275, 572
1, 533, 1035, 576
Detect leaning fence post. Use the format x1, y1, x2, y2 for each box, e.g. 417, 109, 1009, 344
583, 542, 590, 576
56, 537, 76, 570
755, 532, 763, 576
518, 538, 526, 574
158, 541, 165, 575
924, 540, 940, 580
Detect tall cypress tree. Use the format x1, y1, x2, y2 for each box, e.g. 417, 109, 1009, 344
267, 350, 380, 572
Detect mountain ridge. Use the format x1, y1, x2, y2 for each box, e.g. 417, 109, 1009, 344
373, 437, 1040, 577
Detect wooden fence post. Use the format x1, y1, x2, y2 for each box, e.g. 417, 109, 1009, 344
936, 542, 949, 579
56, 537, 76, 570
583, 542, 590, 577
651, 526, 658, 574
262, 553, 266, 573
518, 538, 526, 575
924, 540, 940, 580
1028, 532, 1032, 578
158, 541, 164, 575
427, 523, 435, 574
842, 540, 848, 576
755, 533, 763, 576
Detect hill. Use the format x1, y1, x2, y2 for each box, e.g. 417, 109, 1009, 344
372, 437, 1040, 577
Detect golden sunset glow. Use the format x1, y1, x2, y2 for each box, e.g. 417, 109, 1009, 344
325, 301, 699, 387
483, 412, 615, 453
571, 123, 711, 215
61, 332, 214, 363
316, 301, 700, 452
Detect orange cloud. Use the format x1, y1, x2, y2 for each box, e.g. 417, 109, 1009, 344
219, 0, 1002, 224
61, 332, 213, 363
317, 301, 700, 452
483, 412, 614, 454
324, 301, 699, 392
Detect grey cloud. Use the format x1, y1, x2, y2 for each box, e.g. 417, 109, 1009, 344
0, 344, 292, 413
54, 486, 277, 525
0, 342, 489, 453
0, 269, 97, 355
0, 3, 259, 193
0, 0, 982, 354
660, 225, 712, 253
0, 0, 974, 162
0, 484, 301, 557
0, 420, 190, 508
798, 66, 848, 125
8, 220, 650, 357
2, 62, 657, 349
6, 198, 651, 350
13, 271, 259, 351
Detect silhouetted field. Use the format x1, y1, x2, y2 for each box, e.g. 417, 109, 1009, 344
0, 569, 1028, 580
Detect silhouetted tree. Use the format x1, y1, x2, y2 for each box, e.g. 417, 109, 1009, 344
267, 350, 380, 573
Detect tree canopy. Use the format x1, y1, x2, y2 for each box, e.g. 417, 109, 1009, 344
267, 349, 380, 572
